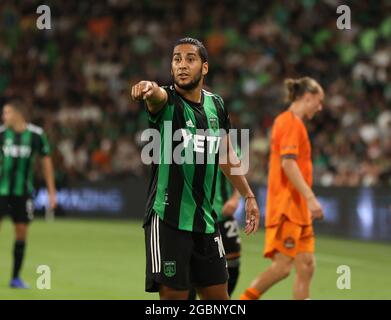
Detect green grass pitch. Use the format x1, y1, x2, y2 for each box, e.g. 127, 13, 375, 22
0, 218, 390, 299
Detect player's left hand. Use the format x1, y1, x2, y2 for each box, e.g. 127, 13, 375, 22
222, 198, 239, 217
245, 197, 260, 235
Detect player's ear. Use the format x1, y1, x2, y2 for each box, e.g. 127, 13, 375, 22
202, 62, 208, 76
303, 92, 312, 103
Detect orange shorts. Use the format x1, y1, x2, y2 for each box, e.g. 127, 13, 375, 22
264, 215, 315, 259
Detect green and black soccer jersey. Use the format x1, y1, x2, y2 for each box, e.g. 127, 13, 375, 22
0, 124, 51, 196
144, 85, 231, 234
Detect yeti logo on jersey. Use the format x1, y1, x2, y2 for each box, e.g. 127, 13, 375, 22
3, 144, 32, 158
163, 261, 176, 277
181, 129, 221, 154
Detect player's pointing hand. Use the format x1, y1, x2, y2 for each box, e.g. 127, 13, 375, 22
131, 81, 156, 101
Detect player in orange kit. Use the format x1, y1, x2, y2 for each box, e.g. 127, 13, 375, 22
240, 77, 325, 300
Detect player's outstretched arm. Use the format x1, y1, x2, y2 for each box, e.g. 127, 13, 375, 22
281, 157, 324, 220
41, 156, 57, 209
130, 81, 168, 115
219, 135, 260, 235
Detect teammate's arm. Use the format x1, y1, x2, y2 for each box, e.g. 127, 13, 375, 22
222, 189, 240, 217
41, 156, 57, 209
130, 81, 168, 114
281, 157, 323, 220
219, 135, 260, 235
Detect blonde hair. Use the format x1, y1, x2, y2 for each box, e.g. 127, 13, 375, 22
284, 77, 321, 103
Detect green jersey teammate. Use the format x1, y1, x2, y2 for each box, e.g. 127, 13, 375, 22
0, 99, 57, 288
131, 38, 260, 300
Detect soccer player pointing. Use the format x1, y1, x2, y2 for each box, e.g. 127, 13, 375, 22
241, 77, 324, 300
0, 99, 57, 288
131, 38, 260, 300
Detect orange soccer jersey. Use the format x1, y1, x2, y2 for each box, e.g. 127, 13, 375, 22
265, 111, 313, 227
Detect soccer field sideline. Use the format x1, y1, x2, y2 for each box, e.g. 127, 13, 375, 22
0, 218, 390, 300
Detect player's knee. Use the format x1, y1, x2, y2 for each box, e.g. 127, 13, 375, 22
196, 283, 230, 300
159, 285, 189, 300
280, 264, 292, 279
15, 224, 28, 240
160, 292, 188, 300
15, 233, 27, 241
309, 257, 315, 270
205, 291, 230, 300
273, 260, 292, 279
297, 255, 316, 278
15, 231, 27, 241
305, 256, 316, 276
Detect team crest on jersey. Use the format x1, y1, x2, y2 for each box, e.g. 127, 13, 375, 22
209, 117, 218, 130
284, 237, 295, 249
186, 119, 195, 128
163, 261, 176, 277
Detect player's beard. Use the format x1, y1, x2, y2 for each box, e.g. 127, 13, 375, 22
174, 70, 202, 91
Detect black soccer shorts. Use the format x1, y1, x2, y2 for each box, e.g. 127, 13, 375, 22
144, 213, 229, 292
218, 216, 241, 256
0, 196, 34, 224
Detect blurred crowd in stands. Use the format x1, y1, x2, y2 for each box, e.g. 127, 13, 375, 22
0, 0, 390, 187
